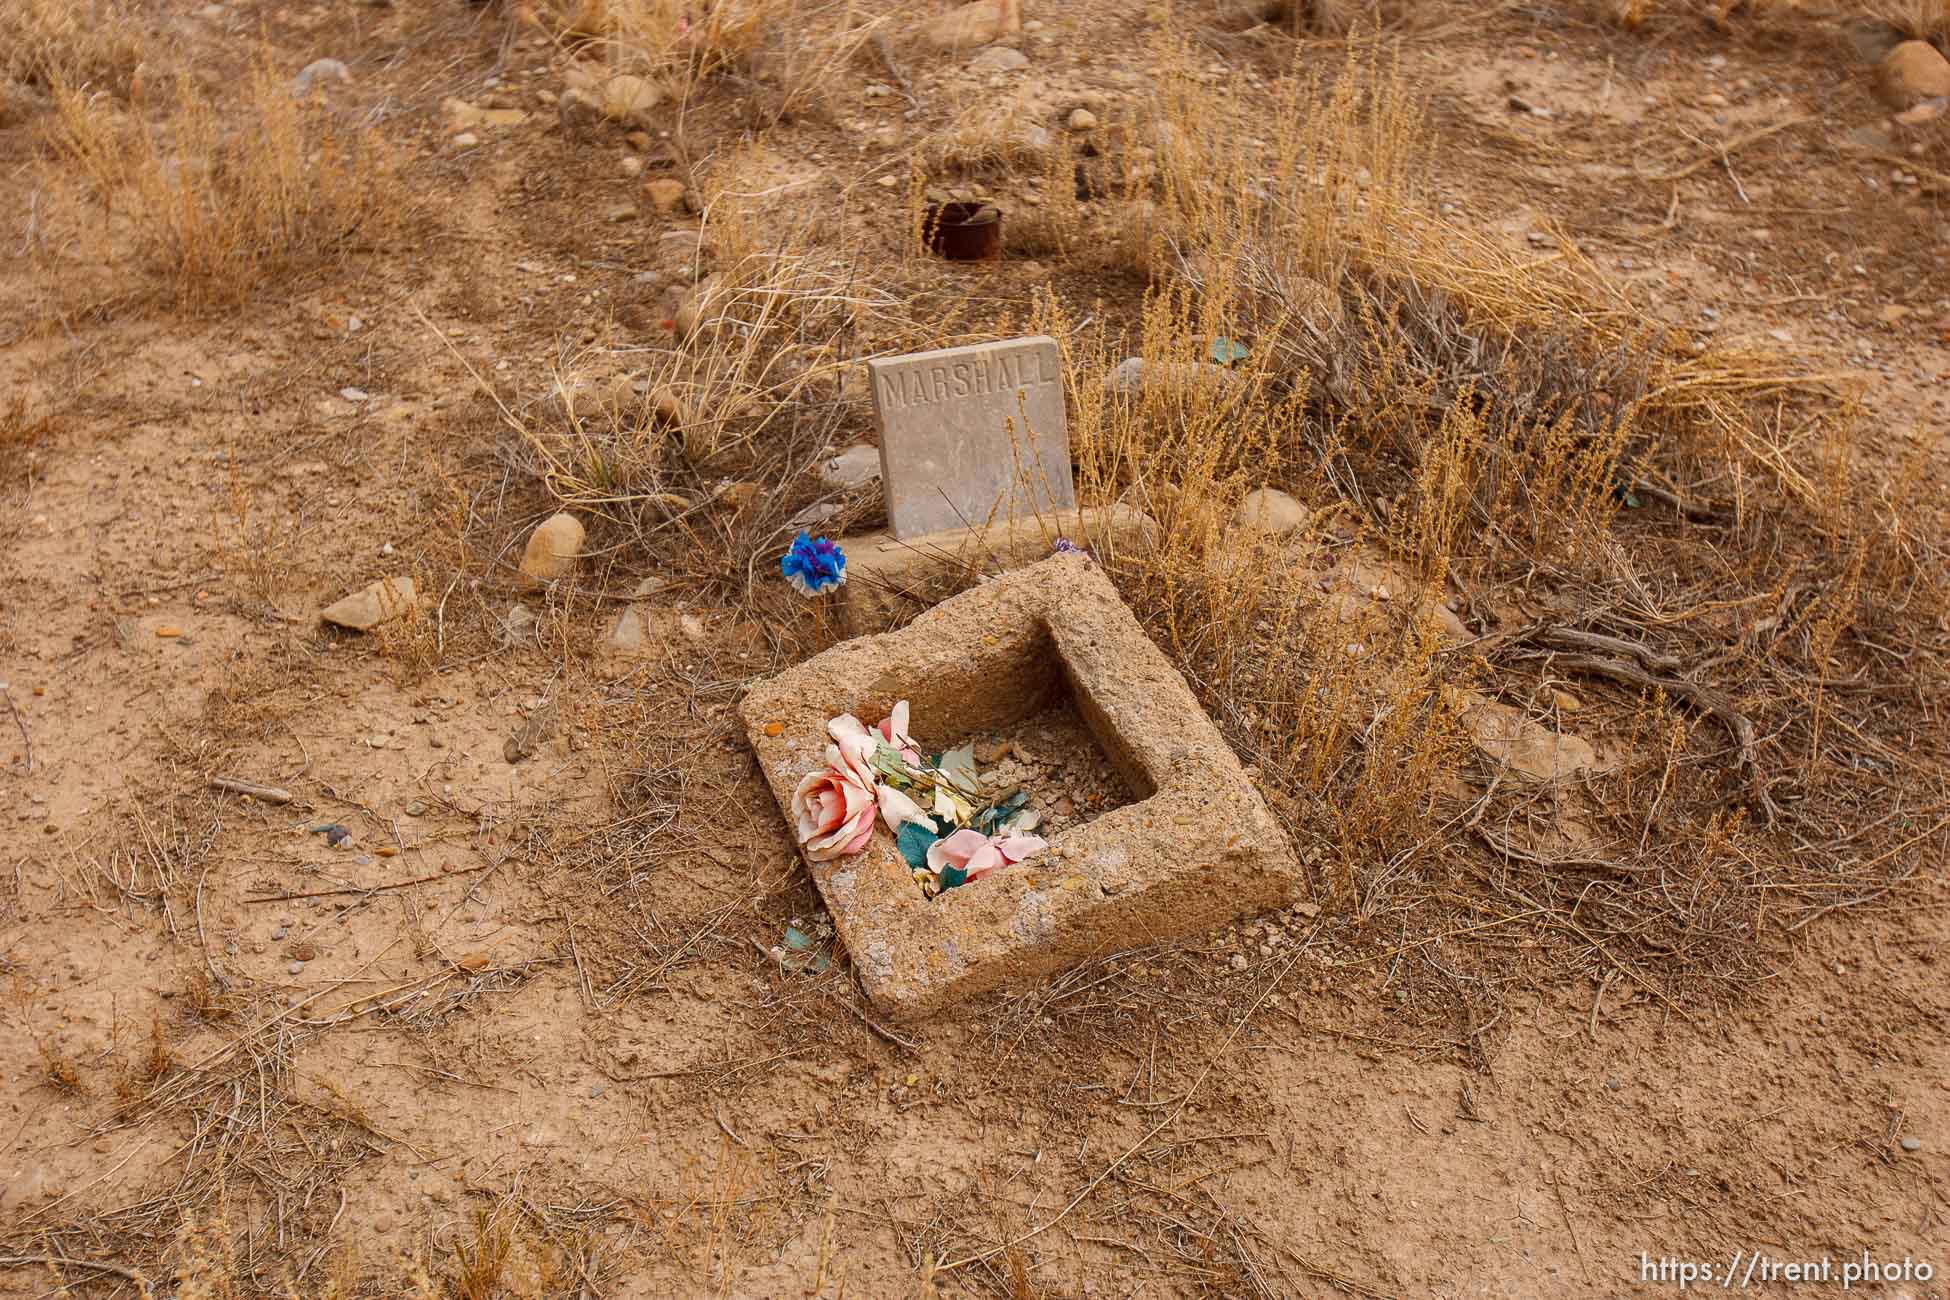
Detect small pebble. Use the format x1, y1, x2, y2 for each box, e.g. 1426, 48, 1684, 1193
271, 926, 288, 940
1900, 1137, 1922, 1152
590, 1084, 605, 1098
287, 961, 304, 975
1228, 952, 1248, 972
340, 386, 370, 402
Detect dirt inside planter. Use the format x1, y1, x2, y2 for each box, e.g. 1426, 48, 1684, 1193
959, 696, 1139, 849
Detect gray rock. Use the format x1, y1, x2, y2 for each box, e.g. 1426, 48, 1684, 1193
1876, 41, 1950, 110
1900, 1137, 1922, 1152
1106, 356, 1237, 398
788, 502, 842, 530
291, 58, 351, 96
271, 926, 288, 940
604, 605, 651, 656
819, 444, 882, 490
969, 45, 1029, 73
321, 577, 417, 631
1013, 121, 1053, 162
519, 512, 585, 581
339, 386, 370, 402
557, 87, 601, 137
287, 961, 304, 975
1233, 488, 1309, 535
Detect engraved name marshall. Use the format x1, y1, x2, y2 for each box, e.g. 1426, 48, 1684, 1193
874, 345, 1060, 410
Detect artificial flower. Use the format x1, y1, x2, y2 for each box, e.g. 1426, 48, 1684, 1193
925, 828, 1048, 883
825, 713, 880, 781
874, 700, 921, 765
790, 714, 885, 862
791, 754, 878, 860
781, 532, 846, 595
876, 782, 931, 835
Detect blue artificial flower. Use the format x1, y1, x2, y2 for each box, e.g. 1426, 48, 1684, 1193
781, 531, 847, 595
1051, 538, 1083, 556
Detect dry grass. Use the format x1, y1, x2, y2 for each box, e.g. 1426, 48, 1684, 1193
40, 58, 401, 308
0, 396, 52, 487
1603, 0, 1948, 35
495, 33, 1948, 1011
531, 0, 875, 124
1009, 43, 1948, 996
1858, 0, 1950, 37
0, 0, 147, 100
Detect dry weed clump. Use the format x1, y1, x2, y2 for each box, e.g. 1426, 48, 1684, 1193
0, 0, 147, 100
1602, 0, 1947, 34
532, 0, 872, 123
1034, 44, 1946, 995
41, 60, 401, 308
501, 147, 912, 598
1857, 0, 1950, 38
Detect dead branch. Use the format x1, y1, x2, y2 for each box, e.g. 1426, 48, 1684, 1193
208, 776, 294, 804
1550, 651, 1775, 824
3, 689, 30, 774
1640, 116, 1813, 183
0, 1254, 154, 1293
1534, 627, 1681, 672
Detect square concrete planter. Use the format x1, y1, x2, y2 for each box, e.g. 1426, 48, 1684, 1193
740, 552, 1300, 1020
837, 504, 1157, 632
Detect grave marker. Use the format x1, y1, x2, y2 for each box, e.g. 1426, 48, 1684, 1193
868, 335, 1075, 540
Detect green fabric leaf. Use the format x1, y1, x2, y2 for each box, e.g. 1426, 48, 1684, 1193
871, 741, 914, 782
975, 790, 1030, 835
897, 820, 943, 871
938, 865, 969, 892
937, 743, 979, 796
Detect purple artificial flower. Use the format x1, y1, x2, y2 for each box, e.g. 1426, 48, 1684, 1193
782, 532, 847, 595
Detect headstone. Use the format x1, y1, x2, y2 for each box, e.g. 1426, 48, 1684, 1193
868, 335, 1075, 540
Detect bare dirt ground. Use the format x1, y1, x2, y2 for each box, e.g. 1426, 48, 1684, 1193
2, 0, 1948, 1296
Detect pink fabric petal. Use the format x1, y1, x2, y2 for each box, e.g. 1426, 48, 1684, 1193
960, 842, 1007, 881
828, 713, 871, 747
995, 835, 1048, 863
840, 815, 875, 854
926, 828, 990, 874
877, 783, 929, 834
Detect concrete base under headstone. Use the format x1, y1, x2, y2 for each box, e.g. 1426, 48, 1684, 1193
740, 552, 1301, 1021
837, 504, 1155, 633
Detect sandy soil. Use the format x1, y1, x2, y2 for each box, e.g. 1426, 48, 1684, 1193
1, 1, 1947, 1296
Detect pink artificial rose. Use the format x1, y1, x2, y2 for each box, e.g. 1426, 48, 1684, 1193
824, 714, 881, 782
874, 699, 922, 766
792, 756, 877, 860
925, 828, 1048, 883
791, 714, 884, 861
